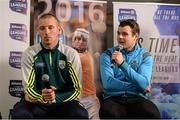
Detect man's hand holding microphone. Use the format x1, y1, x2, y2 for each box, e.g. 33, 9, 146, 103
24, 74, 56, 104
111, 45, 124, 68
42, 87, 56, 104
41, 74, 56, 104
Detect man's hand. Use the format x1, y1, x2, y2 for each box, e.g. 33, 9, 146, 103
112, 51, 124, 65
24, 94, 38, 103
42, 86, 56, 103
145, 84, 151, 93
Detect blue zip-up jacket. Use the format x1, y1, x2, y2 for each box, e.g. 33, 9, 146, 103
100, 43, 153, 99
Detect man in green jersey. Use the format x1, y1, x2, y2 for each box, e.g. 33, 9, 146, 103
11, 13, 88, 119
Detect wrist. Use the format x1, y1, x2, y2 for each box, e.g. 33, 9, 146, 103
118, 60, 124, 67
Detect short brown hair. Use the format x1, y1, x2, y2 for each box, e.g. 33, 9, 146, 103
119, 19, 140, 35
38, 13, 59, 23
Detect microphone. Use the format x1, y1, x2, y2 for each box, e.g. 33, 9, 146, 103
42, 74, 51, 89
42, 74, 56, 104
111, 45, 123, 68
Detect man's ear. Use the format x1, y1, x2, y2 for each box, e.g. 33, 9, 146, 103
134, 33, 139, 41
135, 32, 138, 37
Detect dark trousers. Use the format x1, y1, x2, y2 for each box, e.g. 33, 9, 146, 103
11, 100, 88, 119
99, 96, 160, 119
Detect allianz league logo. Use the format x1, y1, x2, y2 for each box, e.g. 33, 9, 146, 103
9, 80, 24, 97
9, 51, 22, 69
9, 23, 27, 42
9, 0, 28, 15
118, 8, 137, 22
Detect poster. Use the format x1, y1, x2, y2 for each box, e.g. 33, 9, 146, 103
113, 2, 180, 119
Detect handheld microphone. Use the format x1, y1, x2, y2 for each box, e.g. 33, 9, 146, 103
42, 74, 51, 89
42, 74, 56, 104
111, 45, 123, 68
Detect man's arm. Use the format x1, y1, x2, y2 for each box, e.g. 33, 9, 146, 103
119, 53, 153, 91
55, 44, 82, 103
59, 43, 82, 83
21, 48, 46, 103
55, 61, 81, 102
100, 51, 130, 92
70, 50, 82, 84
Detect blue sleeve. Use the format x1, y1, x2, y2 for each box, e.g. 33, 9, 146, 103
119, 54, 153, 91
100, 52, 129, 92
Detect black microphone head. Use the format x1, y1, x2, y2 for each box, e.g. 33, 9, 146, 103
42, 74, 51, 89
117, 44, 123, 51
42, 74, 49, 82
111, 45, 123, 68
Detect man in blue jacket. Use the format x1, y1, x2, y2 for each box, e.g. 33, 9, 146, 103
99, 19, 160, 119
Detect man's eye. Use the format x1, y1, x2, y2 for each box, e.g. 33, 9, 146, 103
122, 33, 128, 36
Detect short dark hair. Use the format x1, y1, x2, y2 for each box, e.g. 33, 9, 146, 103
119, 19, 140, 35
38, 13, 59, 23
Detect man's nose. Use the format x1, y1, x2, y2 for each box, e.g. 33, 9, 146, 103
118, 34, 123, 39
45, 28, 50, 35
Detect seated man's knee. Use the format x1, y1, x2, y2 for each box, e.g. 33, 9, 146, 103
146, 108, 160, 119
70, 107, 89, 118
11, 108, 33, 119
11, 102, 34, 119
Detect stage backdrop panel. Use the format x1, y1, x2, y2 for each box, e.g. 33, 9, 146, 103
0, 0, 30, 118
113, 2, 180, 119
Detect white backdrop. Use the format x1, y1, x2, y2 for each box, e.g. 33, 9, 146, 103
0, 0, 30, 118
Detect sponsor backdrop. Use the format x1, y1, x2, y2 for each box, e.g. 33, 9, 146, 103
113, 2, 180, 119
0, 0, 30, 118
